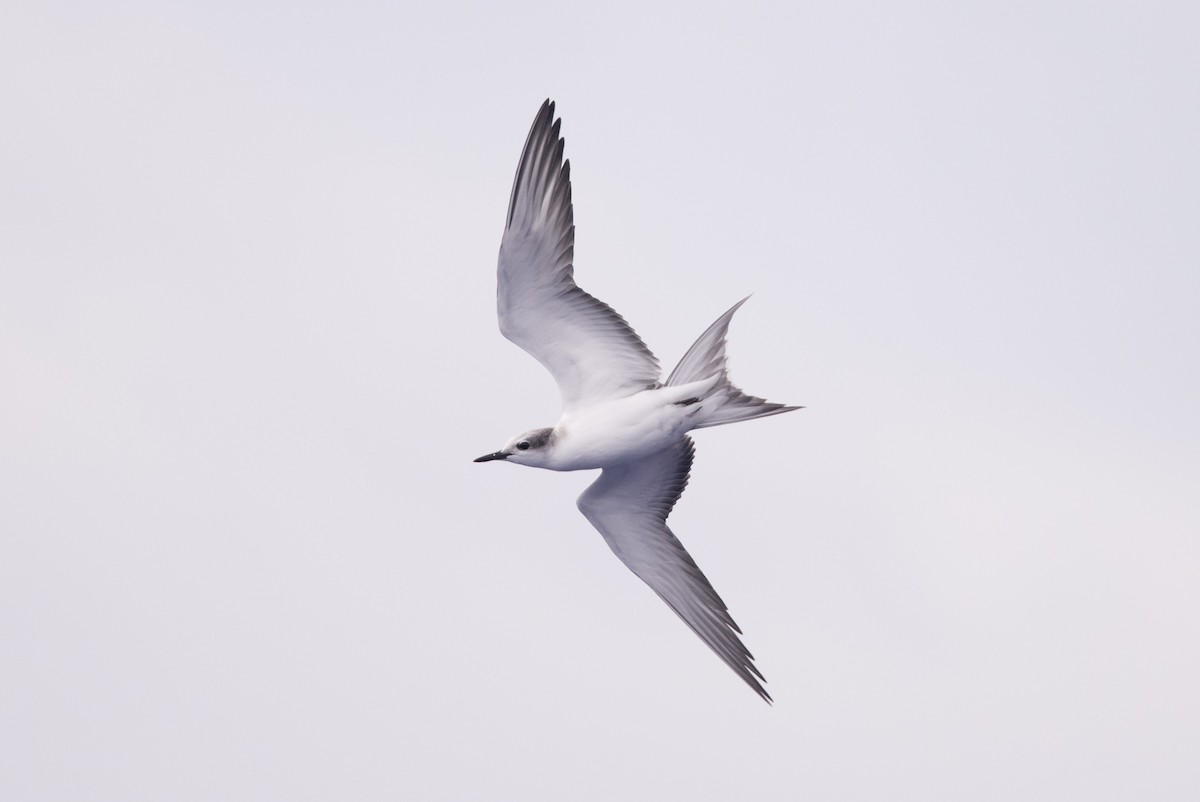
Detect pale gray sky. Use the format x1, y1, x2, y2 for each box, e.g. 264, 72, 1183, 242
2, 1, 1198, 800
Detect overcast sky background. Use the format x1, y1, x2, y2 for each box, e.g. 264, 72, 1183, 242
2, 1, 1198, 800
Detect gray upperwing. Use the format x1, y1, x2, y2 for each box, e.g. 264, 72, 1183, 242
497, 100, 660, 412
575, 436, 771, 702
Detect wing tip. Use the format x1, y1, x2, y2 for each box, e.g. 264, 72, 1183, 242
506, 99, 570, 229
506, 100, 557, 222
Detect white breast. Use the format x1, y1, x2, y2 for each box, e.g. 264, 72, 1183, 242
546, 382, 715, 471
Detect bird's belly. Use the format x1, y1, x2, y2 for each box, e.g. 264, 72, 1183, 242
549, 399, 692, 471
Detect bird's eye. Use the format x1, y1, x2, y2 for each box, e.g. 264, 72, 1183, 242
516, 441, 530, 451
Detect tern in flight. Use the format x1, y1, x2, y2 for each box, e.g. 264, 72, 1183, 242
475, 100, 800, 702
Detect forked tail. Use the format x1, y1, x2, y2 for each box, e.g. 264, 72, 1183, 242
666, 297, 800, 429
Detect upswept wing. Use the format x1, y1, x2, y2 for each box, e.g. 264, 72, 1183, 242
498, 100, 660, 412
576, 436, 770, 701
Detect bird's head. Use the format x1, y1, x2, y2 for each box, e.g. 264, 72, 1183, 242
474, 427, 556, 468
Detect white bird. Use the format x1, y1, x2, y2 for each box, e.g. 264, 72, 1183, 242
475, 100, 799, 702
